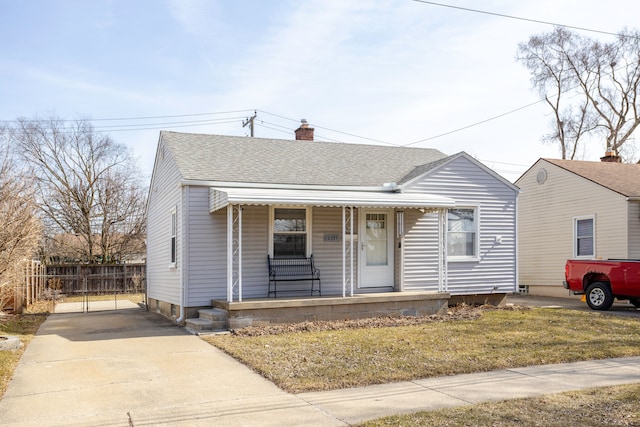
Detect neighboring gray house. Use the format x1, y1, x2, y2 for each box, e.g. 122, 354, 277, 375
146, 124, 519, 324
516, 156, 640, 297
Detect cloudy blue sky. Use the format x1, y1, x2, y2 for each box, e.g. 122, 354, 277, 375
1, 0, 638, 182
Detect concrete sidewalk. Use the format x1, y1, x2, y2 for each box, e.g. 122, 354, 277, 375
2, 309, 640, 426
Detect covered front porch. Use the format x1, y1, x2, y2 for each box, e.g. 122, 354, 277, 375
210, 186, 457, 303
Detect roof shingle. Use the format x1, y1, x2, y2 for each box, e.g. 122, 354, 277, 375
544, 158, 640, 198
160, 131, 448, 187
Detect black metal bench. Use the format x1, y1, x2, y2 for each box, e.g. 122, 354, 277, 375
267, 255, 321, 298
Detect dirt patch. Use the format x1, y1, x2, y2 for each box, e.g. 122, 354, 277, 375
231, 304, 525, 336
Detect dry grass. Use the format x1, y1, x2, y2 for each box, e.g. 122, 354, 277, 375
360, 383, 640, 426
0, 303, 49, 398
203, 306, 640, 393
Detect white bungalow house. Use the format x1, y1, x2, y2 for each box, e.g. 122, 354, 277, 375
146, 123, 519, 328
516, 154, 640, 297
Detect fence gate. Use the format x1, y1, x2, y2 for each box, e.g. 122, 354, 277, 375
44, 264, 146, 313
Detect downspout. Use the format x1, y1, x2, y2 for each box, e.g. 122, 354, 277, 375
175, 185, 188, 323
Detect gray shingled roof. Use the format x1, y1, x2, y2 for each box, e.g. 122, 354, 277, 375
160, 131, 448, 187
544, 158, 640, 198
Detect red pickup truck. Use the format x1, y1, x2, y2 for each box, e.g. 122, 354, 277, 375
564, 259, 640, 310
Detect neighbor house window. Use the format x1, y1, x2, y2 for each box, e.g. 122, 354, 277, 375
272, 207, 309, 257
170, 209, 177, 266
574, 216, 595, 258
447, 207, 478, 259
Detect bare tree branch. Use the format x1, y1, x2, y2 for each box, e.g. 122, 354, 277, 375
517, 27, 640, 161
10, 116, 146, 264
0, 127, 42, 309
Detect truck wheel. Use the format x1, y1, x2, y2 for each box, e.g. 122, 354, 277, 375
586, 282, 614, 310
630, 298, 640, 308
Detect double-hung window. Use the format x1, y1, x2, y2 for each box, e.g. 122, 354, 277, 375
272, 207, 309, 257
447, 207, 478, 260
574, 216, 595, 258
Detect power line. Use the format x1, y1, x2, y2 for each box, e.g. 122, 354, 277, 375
411, 0, 631, 39
93, 116, 246, 129
101, 119, 244, 132
0, 109, 255, 124
257, 110, 401, 146
402, 99, 546, 147
9, 118, 244, 134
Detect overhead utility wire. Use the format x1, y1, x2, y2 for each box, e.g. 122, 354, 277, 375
10, 118, 243, 134
257, 109, 402, 146
92, 116, 246, 129
411, 0, 631, 38
90, 119, 243, 133
254, 120, 349, 144
0, 109, 254, 124
403, 99, 545, 147
90, 109, 254, 122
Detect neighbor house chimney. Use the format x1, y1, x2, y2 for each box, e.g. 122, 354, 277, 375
600, 150, 622, 163
295, 119, 314, 141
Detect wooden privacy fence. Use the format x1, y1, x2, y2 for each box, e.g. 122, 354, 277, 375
23, 260, 46, 306
17, 263, 146, 312
9, 260, 47, 313
44, 263, 146, 297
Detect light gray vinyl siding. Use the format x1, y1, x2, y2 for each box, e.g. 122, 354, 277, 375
185, 204, 270, 303
404, 156, 518, 295
311, 207, 359, 295
238, 206, 270, 298
402, 210, 440, 292
184, 186, 226, 305
146, 141, 183, 305
517, 160, 632, 296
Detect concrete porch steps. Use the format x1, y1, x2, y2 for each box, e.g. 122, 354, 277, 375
185, 308, 229, 332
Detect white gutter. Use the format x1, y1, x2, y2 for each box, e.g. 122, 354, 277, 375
209, 187, 455, 212
180, 179, 401, 193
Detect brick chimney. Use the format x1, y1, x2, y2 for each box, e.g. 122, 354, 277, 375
600, 150, 622, 163
295, 119, 314, 141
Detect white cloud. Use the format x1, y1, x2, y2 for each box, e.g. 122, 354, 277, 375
166, 0, 224, 38
5, 0, 640, 181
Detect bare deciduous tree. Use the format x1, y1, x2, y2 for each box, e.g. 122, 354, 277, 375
0, 128, 42, 310
517, 27, 640, 160
10, 117, 146, 264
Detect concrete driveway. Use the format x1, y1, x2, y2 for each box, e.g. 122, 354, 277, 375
0, 309, 338, 427
3, 298, 640, 426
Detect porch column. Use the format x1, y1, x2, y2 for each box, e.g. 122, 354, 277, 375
342, 207, 346, 297
397, 211, 405, 292
350, 206, 354, 297
227, 205, 233, 302
438, 208, 448, 292
342, 206, 354, 297
226, 204, 243, 302
237, 205, 243, 301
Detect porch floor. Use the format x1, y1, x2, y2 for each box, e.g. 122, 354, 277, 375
212, 291, 451, 328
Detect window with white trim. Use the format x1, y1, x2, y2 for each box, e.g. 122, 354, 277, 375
271, 207, 309, 257
170, 208, 177, 266
574, 216, 595, 258
447, 207, 478, 259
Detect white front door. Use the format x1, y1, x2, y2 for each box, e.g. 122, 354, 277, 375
359, 209, 394, 288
